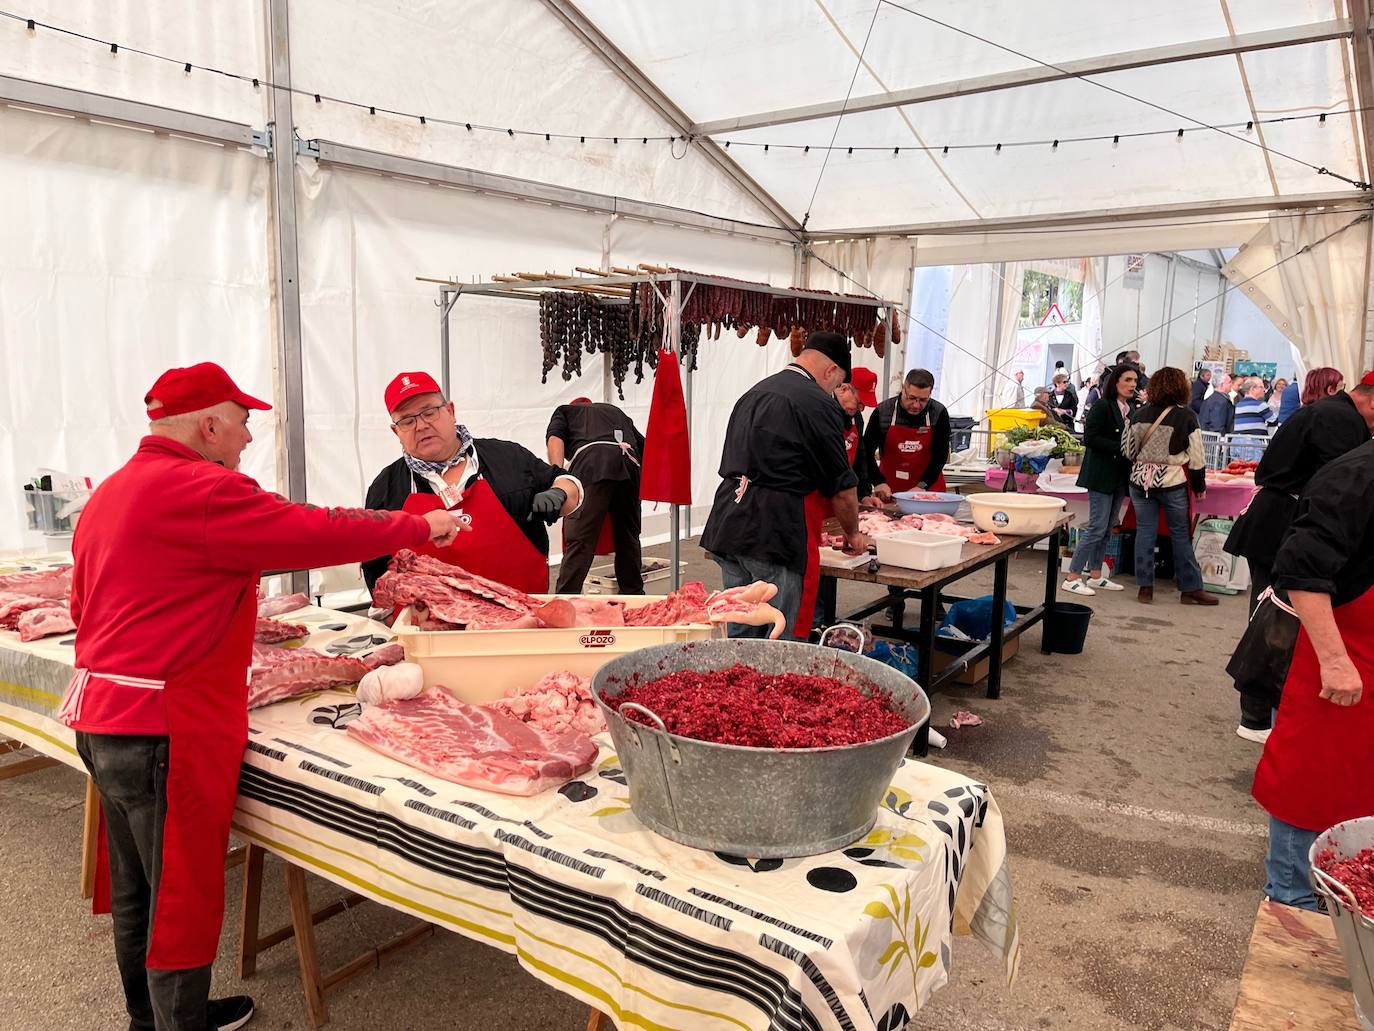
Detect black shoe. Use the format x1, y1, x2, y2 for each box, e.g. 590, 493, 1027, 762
207, 996, 255, 1031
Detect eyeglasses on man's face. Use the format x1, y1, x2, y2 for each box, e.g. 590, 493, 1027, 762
392, 403, 449, 431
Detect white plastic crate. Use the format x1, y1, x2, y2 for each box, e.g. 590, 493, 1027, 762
394, 597, 715, 703
874, 529, 965, 571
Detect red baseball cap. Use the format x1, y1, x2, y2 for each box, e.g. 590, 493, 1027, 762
384, 371, 444, 413
571, 396, 592, 405
1361, 369, 1374, 386
849, 367, 879, 408
144, 363, 270, 419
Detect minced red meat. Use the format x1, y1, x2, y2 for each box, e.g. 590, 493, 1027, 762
1316, 846, 1374, 918
605, 663, 910, 748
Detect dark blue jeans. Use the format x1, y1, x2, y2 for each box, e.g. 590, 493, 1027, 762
1264, 815, 1320, 911
76, 732, 214, 1031
713, 553, 803, 639
1069, 488, 1125, 576
1129, 484, 1203, 592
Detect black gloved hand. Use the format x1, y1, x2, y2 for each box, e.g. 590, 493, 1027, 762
530, 486, 568, 523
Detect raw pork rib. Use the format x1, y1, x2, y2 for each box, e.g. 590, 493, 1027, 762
373, 550, 540, 627
623, 582, 711, 625
17, 606, 76, 642
347, 688, 596, 795
0, 594, 62, 630
258, 593, 310, 617
0, 567, 71, 600
488, 671, 605, 736
248, 644, 368, 708
254, 616, 309, 643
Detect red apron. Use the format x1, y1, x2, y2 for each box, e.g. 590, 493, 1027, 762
795, 425, 862, 638
1252, 586, 1374, 832
879, 421, 948, 493
402, 477, 548, 594
563, 516, 616, 556
93, 586, 259, 969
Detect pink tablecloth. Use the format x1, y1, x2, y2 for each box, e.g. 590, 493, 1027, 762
980, 468, 1257, 519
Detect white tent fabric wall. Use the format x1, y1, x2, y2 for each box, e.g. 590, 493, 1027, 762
0, 2, 267, 124
1221, 211, 1372, 380
0, 108, 273, 553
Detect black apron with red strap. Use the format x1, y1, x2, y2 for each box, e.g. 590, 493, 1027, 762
402, 472, 549, 594
91, 586, 258, 968
795, 424, 861, 639
561, 436, 639, 557
879, 417, 947, 493
1252, 585, 1374, 832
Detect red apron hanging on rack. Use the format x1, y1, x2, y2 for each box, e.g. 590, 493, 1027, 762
879, 420, 947, 493
402, 478, 549, 594
795, 424, 862, 638
640, 348, 692, 506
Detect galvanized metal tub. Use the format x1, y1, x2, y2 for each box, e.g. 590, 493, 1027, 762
592, 638, 930, 858
1310, 817, 1374, 1030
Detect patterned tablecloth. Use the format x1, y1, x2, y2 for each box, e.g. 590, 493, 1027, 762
0, 560, 1020, 1031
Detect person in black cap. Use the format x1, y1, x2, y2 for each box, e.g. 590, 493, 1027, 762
701, 331, 871, 639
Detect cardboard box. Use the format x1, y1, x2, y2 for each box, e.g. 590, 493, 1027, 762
931, 634, 1020, 685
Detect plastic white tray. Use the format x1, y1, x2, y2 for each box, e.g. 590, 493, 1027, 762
874, 529, 965, 571
394, 597, 715, 703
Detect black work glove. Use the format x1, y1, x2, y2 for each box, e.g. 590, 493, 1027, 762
530, 486, 568, 523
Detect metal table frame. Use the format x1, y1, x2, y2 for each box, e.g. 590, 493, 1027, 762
431, 271, 901, 588
832, 523, 1065, 755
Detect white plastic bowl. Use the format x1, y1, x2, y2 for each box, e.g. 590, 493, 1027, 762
966, 493, 1066, 535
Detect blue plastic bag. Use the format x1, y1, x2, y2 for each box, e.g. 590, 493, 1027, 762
939, 595, 1016, 642
864, 639, 920, 681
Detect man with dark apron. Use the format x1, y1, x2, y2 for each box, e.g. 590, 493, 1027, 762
59, 363, 461, 1030
797, 368, 876, 637
1224, 380, 1374, 742
863, 367, 952, 501
1251, 438, 1374, 910
546, 397, 645, 595
702, 332, 870, 639
363, 372, 582, 595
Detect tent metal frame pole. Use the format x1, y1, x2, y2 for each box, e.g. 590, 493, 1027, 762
0, 73, 261, 147
692, 18, 1353, 135
438, 286, 459, 398
809, 192, 1372, 240
265, 0, 309, 596
538, 0, 803, 236
1348, 0, 1374, 368
669, 278, 682, 590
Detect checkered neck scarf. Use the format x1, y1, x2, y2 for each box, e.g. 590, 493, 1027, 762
402, 423, 473, 476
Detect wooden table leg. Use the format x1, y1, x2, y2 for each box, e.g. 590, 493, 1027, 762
238, 844, 267, 978
284, 861, 329, 1028
585, 1009, 613, 1031
80, 777, 99, 899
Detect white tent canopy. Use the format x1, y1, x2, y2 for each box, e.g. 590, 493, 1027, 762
2, 1, 1372, 557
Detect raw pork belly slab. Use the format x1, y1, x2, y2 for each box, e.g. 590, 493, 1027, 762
258, 593, 310, 617
0, 594, 63, 630
0, 567, 71, 600
372, 550, 540, 627
248, 644, 368, 708
16, 606, 76, 642
254, 616, 310, 643
347, 688, 596, 795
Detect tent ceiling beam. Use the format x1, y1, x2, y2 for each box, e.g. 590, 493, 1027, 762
0, 73, 259, 148
1348, 0, 1374, 175
431, 271, 898, 307
691, 18, 1354, 135
538, 0, 804, 235
300, 138, 800, 243
807, 191, 1372, 239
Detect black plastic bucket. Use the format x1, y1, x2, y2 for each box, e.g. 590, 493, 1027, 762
1046, 602, 1093, 654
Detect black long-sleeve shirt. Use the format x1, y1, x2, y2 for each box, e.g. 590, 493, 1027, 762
862, 396, 951, 489
1225, 392, 1371, 566
362, 438, 562, 591
1273, 438, 1374, 606
701, 365, 857, 569
546, 402, 644, 483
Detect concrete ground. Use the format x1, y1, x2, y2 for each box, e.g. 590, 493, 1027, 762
0, 539, 1269, 1031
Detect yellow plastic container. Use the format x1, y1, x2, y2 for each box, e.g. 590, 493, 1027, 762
985, 408, 1045, 454
394, 598, 715, 703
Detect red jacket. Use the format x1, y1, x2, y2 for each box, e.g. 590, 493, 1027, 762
63, 436, 428, 735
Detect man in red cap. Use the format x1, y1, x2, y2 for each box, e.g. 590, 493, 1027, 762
364, 372, 582, 595
546, 396, 645, 595
59, 362, 461, 1031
